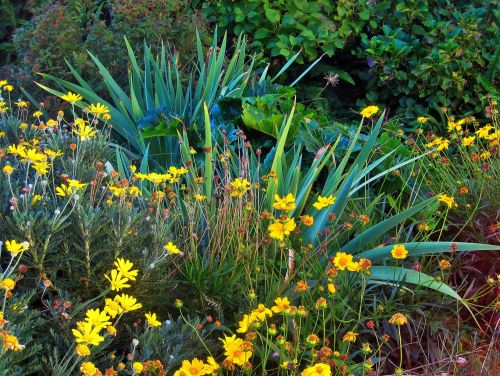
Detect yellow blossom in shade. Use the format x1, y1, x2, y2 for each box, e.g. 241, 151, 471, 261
106, 325, 117, 336
486, 130, 499, 146
447, 122, 461, 133
268, 217, 296, 241
480, 151, 491, 160
132, 362, 144, 374
388, 312, 408, 326
2, 334, 25, 351
173, 358, 210, 376
301, 363, 331, 376
360, 105, 379, 118
72, 321, 105, 346
475, 125, 493, 139
417, 116, 429, 124
5, 240, 29, 256
46, 119, 58, 127
438, 194, 456, 208
342, 331, 358, 342
271, 297, 292, 314
113, 258, 138, 281
19, 148, 46, 164
300, 215, 314, 226
167, 166, 188, 183
19, 123, 28, 131
391, 244, 408, 259
61, 92, 83, 104
74, 122, 97, 141
2, 165, 14, 175
0, 80, 7, 87
102, 113, 111, 121
44, 148, 63, 159
327, 283, 336, 294
204, 357, 219, 374
33, 110, 43, 118
195, 194, 207, 201
3, 85, 14, 92
85, 308, 111, 330
313, 195, 336, 210
76, 344, 91, 357
104, 298, 123, 318
229, 177, 251, 198
109, 186, 126, 197
128, 186, 142, 197
0, 278, 16, 290
236, 314, 252, 334
115, 294, 142, 312
68, 179, 87, 189
31, 194, 43, 206
436, 138, 450, 151
145, 312, 161, 327
347, 261, 360, 272
105, 269, 130, 291
56, 184, 72, 197
462, 136, 475, 147
251, 304, 273, 321
221, 335, 253, 366
32, 161, 50, 175
273, 193, 296, 211
88, 103, 110, 116
164, 241, 181, 255
80, 361, 99, 376
333, 252, 353, 271
6, 144, 25, 156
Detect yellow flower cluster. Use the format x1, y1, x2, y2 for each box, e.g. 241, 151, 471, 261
173, 357, 219, 376
71, 258, 155, 375
236, 303, 273, 333
425, 137, 450, 151
134, 166, 188, 185
267, 193, 337, 242
333, 252, 372, 272
359, 105, 380, 118
438, 194, 457, 209
229, 177, 251, 198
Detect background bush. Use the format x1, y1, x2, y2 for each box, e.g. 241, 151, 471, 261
5, 0, 208, 99
204, 0, 499, 120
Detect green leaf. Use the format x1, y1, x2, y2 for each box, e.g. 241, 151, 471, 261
255, 28, 270, 39
359, 242, 500, 262
343, 197, 437, 253
265, 8, 281, 24
369, 266, 465, 303
359, 10, 370, 21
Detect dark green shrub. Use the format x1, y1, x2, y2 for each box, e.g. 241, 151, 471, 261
204, 0, 369, 62
205, 0, 499, 120
357, 0, 499, 119
0, 0, 30, 66
11, 0, 208, 96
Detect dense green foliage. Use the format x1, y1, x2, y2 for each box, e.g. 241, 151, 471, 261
8, 0, 207, 96
205, 0, 499, 118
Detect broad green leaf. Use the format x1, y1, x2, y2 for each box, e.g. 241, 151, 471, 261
359, 242, 500, 262
343, 197, 437, 253
369, 266, 465, 303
